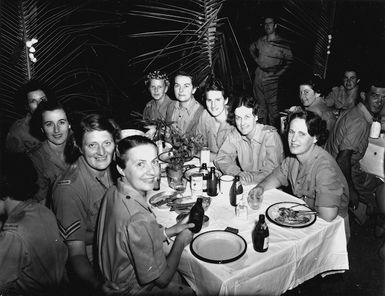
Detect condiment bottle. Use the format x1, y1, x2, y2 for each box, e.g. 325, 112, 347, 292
252, 214, 269, 252
200, 163, 209, 192
207, 167, 218, 196
229, 175, 243, 207
188, 198, 204, 233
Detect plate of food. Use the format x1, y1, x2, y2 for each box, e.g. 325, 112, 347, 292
148, 191, 178, 209
158, 150, 194, 163
168, 196, 211, 213
184, 167, 222, 181
266, 202, 317, 228
190, 230, 247, 264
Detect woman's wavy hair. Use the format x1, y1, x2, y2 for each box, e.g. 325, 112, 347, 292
299, 74, 326, 96
287, 110, 329, 146
73, 114, 121, 149
227, 94, 258, 126
115, 135, 156, 170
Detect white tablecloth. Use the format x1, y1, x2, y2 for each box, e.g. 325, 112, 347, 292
149, 178, 349, 296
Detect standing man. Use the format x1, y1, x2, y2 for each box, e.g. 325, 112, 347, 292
249, 16, 292, 128
195, 77, 235, 161
142, 70, 173, 121
324, 68, 360, 113
6, 80, 49, 154
325, 83, 385, 243
165, 70, 204, 136
215, 95, 284, 185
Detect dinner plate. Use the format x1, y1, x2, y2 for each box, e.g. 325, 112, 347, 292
148, 191, 176, 209
190, 230, 247, 264
184, 167, 222, 181
158, 150, 194, 163
266, 202, 317, 228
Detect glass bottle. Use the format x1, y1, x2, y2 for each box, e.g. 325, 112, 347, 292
153, 163, 161, 191
188, 197, 204, 233
199, 163, 209, 192
229, 175, 239, 207
207, 167, 218, 196
252, 214, 269, 252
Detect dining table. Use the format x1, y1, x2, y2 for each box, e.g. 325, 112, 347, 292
148, 159, 349, 296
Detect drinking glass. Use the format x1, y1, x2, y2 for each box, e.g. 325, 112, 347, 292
171, 178, 187, 197
247, 191, 263, 210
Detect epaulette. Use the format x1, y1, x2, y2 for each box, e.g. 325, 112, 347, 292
57, 179, 71, 186
262, 125, 277, 132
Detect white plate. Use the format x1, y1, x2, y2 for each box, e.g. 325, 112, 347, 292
266, 202, 317, 228
184, 167, 222, 181
190, 230, 247, 263
148, 191, 176, 209
158, 150, 193, 163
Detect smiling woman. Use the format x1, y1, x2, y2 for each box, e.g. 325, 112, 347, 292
52, 113, 121, 295
29, 100, 73, 206
97, 135, 195, 295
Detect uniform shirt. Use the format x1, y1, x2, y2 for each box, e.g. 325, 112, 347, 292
249, 35, 292, 83
6, 113, 41, 154
52, 156, 112, 261
29, 141, 69, 204
195, 110, 235, 154
143, 94, 173, 121
272, 145, 349, 218
324, 85, 359, 110
0, 199, 68, 295
215, 123, 284, 185
165, 97, 204, 136
305, 97, 336, 131
97, 180, 167, 295
325, 102, 372, 177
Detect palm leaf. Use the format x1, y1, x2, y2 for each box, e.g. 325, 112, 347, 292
281, 0, 336, 78
0, 0, 126, 127
126, 0, 251, 92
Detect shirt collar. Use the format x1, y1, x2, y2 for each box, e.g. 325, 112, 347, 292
176, 97, 197, 115
357, 102, 373, 123
78, 156, 111, 189
116, 178, 149, 210
240, 123, 264, 143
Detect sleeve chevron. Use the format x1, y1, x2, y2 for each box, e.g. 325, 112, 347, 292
57, 219, 81, 240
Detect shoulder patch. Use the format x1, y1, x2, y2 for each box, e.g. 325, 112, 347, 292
57, 179, 71, 185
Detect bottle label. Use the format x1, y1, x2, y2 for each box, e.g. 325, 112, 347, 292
263, 237, 269, 250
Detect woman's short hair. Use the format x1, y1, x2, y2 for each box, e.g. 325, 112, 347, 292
73, 113, 120, 149
174, 70, 196, 87
204, 76, 228, 98
116, 135, 156, 170
299, 74, 325, 96
227, 94, 258, 125
287, 110, 329, 146
145, 70, 170, 88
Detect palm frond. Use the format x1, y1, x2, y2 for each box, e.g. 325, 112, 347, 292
1, 0, 126, 126
126, 0, 251, 92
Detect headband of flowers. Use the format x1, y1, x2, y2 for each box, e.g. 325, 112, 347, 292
145, 70, 170, 86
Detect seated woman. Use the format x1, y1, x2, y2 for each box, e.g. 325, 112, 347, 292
52, 114, 120, 295
97, 135, 195, 295
0, 154, 68, 296
215, 95, 284, 185
296, 75, 336, 131
248, 111, 350, 240
29, 100, 75, 206
195, 76, 235, 161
